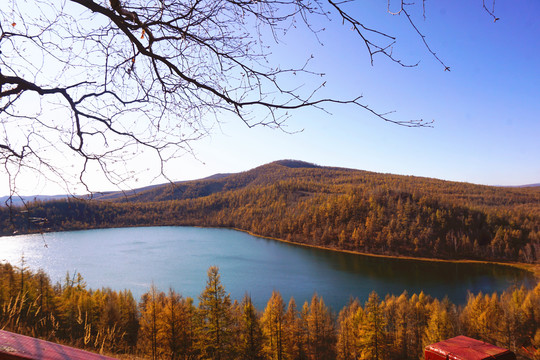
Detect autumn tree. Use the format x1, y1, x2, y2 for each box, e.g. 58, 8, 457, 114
388, 292, 415, 360
156, 289, 195, 360
198, 266, 233, 360
116, 289, 140, 353
283, 297, 305, 360
336, 298, 362, 360
306, 294, 335, 360
91, 288, 130, 353
360, 291, 387, 360
408, 292, 430, 358
461, 292, 497, 342
238, 294, 265, 360
422, 298, 457, 351
498, 286, 535, 354
33, 269, 58, 338
261, 290, 286, 360
299, 301, 312, 360
58, 272, 93, 345
138, 284, 164, 360
1, 263, 539, 359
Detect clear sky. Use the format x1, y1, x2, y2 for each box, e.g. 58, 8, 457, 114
2, 0, 539, 196
166, 0, 540, 186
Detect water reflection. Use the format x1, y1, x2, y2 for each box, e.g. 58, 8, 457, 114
0, 227, 535, 311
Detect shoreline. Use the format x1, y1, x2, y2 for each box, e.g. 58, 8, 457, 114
3, 224, 538, 279
231, 227, 540, 280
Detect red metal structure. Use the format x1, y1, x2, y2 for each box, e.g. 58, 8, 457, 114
0, 330, 118, 360
425, 335, 516, 360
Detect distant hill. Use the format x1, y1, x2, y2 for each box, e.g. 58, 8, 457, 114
0, 195, 68, 207
520, 183, 540, 188
5, 159, 538, 204
99, 160, 540, 211
1, 160, 539, 265
97, 160, 325, 203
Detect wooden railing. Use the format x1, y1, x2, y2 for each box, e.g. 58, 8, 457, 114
0, 330, 118, 360
0, 330, 518, 360
425, 335, 517, 360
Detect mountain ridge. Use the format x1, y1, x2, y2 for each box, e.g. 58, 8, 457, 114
2, 160, 539, 204
104, 160, 540, 211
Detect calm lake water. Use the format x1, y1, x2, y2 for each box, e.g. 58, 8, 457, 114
0, 226, 536, 310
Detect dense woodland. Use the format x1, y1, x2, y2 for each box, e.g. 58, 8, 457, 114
0, 263, 539, 359
2, 160, 539, 264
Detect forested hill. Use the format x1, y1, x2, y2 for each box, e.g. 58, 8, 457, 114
96, 160, 322, 202
1, 160, 539, 264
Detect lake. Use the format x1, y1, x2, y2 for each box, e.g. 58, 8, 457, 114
0, 226, 535, 310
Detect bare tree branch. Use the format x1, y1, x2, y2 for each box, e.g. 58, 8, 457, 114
0, 0, 497, 196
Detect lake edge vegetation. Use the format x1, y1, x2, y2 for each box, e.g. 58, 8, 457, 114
1, 263, 539, 360
2, 161, 539, 266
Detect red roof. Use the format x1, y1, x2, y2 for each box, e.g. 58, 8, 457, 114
0, 330, 118, 360
425, 336, 516, 360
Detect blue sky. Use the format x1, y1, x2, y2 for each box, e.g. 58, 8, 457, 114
2, 0, 539, 196
174, 0, 540, 187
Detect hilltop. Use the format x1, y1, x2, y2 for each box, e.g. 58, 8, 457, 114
93, 160, 322, 202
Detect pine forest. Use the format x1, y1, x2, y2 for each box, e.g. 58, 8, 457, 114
1, 263, 539, 359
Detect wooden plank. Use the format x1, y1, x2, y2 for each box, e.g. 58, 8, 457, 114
424, 335, 516, 360
0, 330, 118, 360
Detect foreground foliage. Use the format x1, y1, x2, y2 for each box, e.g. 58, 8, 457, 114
0, 263, 538, 359
2, 161, 539, 264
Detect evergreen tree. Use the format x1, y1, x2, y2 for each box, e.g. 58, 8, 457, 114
238, 294, 264, 360
360, 291, 387, 360
262, 290, 286, 360
409, 291, 430, 357
283, 297, 305, 360
423, 299, 455, 349
138, 284, 164, 360
336, 299, 361, 360
306, 294, 335, 360
117, 289, 139, 353
394, 292, 414, 360
299, 301, 311, 360
158, 288, 189, 360
198, 266, 233, 360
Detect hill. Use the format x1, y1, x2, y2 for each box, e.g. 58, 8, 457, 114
0, 194, 68, 207
94, 160, 321, 202
1, 160, 539, 264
